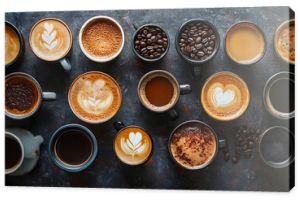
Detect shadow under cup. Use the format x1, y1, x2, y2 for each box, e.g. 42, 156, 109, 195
49, 124, 98, 172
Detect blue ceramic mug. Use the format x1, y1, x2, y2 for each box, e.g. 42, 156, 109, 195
49, 124, 98, 172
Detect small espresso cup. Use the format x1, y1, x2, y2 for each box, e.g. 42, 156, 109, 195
113, 121, 153, 166
29, 18, 73, 72
79, 16, 125, 63
5, 21, 24, 68
49, 124, 98, 172
5, 128, 44, 176
5, 72, 56, 120
168, 120, 225, 170
263, 72, 295, 119
137, 70, 191, 119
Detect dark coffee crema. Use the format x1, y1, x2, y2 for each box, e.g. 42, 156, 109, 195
5, 136, 22, 170
55, 130, 93, 166
260, 127, 293, 163
5, 76, 39, 115
170, 123, 217, 169
269, 78, 294, 113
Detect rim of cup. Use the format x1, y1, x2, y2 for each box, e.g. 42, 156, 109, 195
200, 71, 250, 121
29, 18, 73, 62
175, 19, 220, 64
68, 71, 122, 124
263, 71, 295, 119
5, 131, 25, 175
132, 24, 170, 62
79, 16, 125, 63
274, 19, 295, 65
113, 125, 153, 166
137, 70, 180, 113
5, 72, 43, 120
168, 120, 219, 170
258, 126, 294, 168
225, 21, 266, 65
5, 21, 24, 68
48, 124, 98, 172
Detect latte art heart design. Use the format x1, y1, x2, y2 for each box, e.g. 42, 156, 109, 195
120, 132, 146, 158
41, 22, 59, 50
77, 79, 114, 114
212, 86, 236, 107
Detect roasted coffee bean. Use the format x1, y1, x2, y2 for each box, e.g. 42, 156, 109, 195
134, 25, 168, 60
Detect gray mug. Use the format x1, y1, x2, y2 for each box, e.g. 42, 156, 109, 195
5, 128, 44, 176
5, 72, 56, 119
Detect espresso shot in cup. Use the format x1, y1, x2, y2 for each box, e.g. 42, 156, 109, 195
258, 126, 294, 168
79, 16, 125, 63
5, 22, 24, 68
132, 24, 170, 62
5, 72, 56, 120
169, 120, 225, 170
5, 132, 24, 175
137, 70, 191, 119
113, 122, 153, 166
225, 22, 266, 65
274, 19, 295, 65
29, 18, 72, 72
263, 72, 295, 119
68, 71, 122, 124
49, 124, 98, 172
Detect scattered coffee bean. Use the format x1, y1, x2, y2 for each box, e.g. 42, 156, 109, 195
178, 21, 217, 61
134, 25, 168, 60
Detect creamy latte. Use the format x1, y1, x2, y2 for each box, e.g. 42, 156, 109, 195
5, 24, 21, 65
68, 71, 122, 123
201, 72, 250, 121
29, 18, 72, 61
114, 126, 152, 165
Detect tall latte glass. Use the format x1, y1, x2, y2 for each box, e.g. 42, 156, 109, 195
29, 18, 72, 72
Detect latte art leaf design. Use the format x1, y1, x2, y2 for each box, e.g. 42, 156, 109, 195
42, 23, 58, 50
120, 132, 146, 158
212, 86, 235, 107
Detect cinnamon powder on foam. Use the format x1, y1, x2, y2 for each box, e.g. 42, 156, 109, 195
82, 20, 122, 58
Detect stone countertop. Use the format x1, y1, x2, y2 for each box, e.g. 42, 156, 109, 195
5, 7, 295, 191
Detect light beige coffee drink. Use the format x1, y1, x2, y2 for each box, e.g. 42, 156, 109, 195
201, 71, 250, 121
114, 126, 152, 165
30, 18, 72, 61
5, 24, 21, 65
68, 71, 122, 123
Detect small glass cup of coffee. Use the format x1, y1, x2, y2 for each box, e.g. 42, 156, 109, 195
113, 121, 153, 166
29, 18, 73, 72
79, 16, 125, 63
49, 124, 98, 172
137, 70, 191, 119
5, 21, 24, 68
168, 120, 225, 170
263, 72, 295, 119
258, 126, 294, 168
5, 72, 56, 120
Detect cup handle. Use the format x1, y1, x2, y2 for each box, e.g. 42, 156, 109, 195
26, 136, 44, 159
167, 109, 178, 120
34, 135, 44, 146
42, 92, 56, 101
218, 139, 226, 148
59, 58, 71, 72
179, 84, 192, 95
113, 121, 126, 132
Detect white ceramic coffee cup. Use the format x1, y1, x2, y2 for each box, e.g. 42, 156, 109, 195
79, 16, 125, 63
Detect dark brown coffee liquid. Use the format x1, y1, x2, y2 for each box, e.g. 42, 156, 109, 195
269, 78, 294, 113
145, 76, 174, 106
5, 76, 39, 114
55, 130, 92, 165
5, 136, 22, 169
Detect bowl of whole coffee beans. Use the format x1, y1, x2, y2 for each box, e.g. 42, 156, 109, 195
133, 24, 170, 62
176, 19, 220, 64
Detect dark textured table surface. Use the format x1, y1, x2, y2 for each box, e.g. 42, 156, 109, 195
5, 7, 295, 191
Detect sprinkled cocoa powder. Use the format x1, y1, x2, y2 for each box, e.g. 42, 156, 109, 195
170, 125, 216, 169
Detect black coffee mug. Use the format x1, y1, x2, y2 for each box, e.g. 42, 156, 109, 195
49, 124, 98, 172
5, 21, 24, 68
